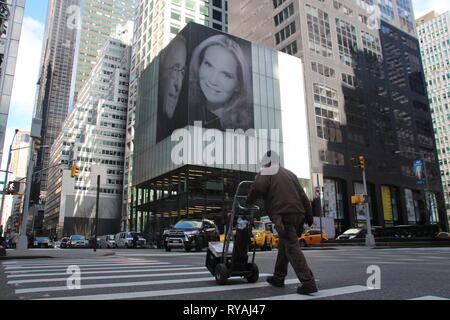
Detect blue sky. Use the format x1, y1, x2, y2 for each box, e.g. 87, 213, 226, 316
1, 0, 450, 171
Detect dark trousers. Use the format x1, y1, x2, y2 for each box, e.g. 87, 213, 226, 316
272, 213, 316, 287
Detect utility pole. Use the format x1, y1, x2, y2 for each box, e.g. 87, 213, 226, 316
94, 175, 100, 252
0, 129, 18, 235
361, 164, 375, 246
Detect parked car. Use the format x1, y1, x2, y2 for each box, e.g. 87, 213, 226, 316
298, 229, 329, 247
250, 220, 274, 251
33, 237, 53, 248
98, 234, 117, 248
115, 232, 146, 248
163, 219, 220, 252
60, 237, 69, 248
336, 227, 382, 240
68, 235, 89, 248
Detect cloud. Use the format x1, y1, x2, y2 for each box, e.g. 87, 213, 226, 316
1, 17, 44, 170
412, 0, 450, 19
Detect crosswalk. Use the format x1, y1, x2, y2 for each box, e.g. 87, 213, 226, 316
1, 258, 448, 300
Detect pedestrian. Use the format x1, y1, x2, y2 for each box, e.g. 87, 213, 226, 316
246, 151, 318, 295
132, 233, 138, 249
11, 233, 19, 249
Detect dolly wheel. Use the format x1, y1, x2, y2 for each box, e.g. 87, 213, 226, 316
246, 263, 259, 283
215, 263, 229, 285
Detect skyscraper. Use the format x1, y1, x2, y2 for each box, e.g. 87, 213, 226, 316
34, 0, 136, 205
416, 10, 450, 224
124, 0, 228, 231
228, 0, 448, 232
33, 0, 81, 203
44, 22, 132, 238
0, 0, 26, 166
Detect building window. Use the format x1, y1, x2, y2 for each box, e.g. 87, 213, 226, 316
336, 18, 358, 66
281, 40, 298, 55
275, 21, 296, 45
313, 83, 342, 142
274, 3, 294, 27
273, 0, 287, 9
311, 62, 336, 78
305, 4, 333, 58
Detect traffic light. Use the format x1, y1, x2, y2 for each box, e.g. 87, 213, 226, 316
357, 156, 365, 170
34, 139, 42, 151
6, 181, 20, 195
70, 165, 80, 178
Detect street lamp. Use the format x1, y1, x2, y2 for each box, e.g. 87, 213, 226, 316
395, 150, 432, 222
0, 129, 19, 236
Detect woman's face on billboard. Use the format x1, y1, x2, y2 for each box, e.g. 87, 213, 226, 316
199, 45, 239, 105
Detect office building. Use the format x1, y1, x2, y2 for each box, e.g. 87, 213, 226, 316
227, 0, 448, 232
124, 0, 229, 231
416, 10, 450, 223
44, 23, 132, 238
131, 22, 311, 236
0, 0, 26, 166
33, 0, 136, 206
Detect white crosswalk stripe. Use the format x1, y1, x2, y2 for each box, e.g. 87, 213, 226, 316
3, 257, 447, 301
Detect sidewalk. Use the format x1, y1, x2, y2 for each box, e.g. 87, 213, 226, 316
0, 248, 116, 260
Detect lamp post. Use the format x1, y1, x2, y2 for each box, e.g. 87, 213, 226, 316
0, 129, 19, 236
395, 150, 432, 222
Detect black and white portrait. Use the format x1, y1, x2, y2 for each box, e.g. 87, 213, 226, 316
156, 35, 188, 142
188, 34, 254, 131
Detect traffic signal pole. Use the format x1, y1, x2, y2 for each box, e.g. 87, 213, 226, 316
362, 168, 375, 247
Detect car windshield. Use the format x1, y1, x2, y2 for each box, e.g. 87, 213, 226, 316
107, 235, 115, 240
343, 228, 361, 235
128, 232, 142, 238
36, 237, 48, 241
71, 236, 84, 240
174, 220, 203, 229
253, 222, 265, 230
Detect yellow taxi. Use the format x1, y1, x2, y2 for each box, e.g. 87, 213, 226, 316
298, 229, 329, 247
250, 221, 274, 251
271, 228, 328, 248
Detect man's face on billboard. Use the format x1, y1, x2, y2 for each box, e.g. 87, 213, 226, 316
161, 40, 187, 118
199, 45, 239, 105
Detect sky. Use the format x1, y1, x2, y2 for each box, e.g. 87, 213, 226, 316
1, 0, 450, 172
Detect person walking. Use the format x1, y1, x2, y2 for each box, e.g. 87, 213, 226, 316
247, 151, 318, 295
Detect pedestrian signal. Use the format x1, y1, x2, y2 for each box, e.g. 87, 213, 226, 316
6, 181, 20, 195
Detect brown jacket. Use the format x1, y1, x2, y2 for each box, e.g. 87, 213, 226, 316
247, 166, 313, 219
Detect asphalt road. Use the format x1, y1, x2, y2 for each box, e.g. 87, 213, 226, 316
1, 246, 449, 302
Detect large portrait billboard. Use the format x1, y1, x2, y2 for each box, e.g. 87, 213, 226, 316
156, 23, 254, 143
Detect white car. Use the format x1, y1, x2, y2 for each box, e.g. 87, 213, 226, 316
115, 232, 146, 248
99, 234, 117, 248
68, 235, 89, 248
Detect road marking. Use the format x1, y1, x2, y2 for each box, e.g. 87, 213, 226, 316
7, 268, 210, 284
409, 296, 450, 300
15, 274, 272, 295
255, 285, 371, 300
4, 262, 169, 271
7, 266, 206, 278
35, 278, 300, 300
3, 260, 160, 268
4, 263, 189, 274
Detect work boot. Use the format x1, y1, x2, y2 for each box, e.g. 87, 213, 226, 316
266, 276, 284, 288
297, 284, 318, 295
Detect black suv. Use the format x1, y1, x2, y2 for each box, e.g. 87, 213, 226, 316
163, 219, 220, 252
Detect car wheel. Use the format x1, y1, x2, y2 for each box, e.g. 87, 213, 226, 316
185, 246, 191, 252
215, 263, 229, 285
246, 263, 259, 283
299, 239, 308, 247
165, 246, 171, 252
